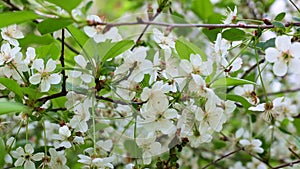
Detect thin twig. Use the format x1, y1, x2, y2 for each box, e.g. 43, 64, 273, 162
258, 88, 300, 97
89, 19, 300, 30
95, 95, 144, 106
288, 0, 300, 13
241, 58, 265, 79
273, 159, 300, 169
289, 147, 300, 159
202, 147, 243, 169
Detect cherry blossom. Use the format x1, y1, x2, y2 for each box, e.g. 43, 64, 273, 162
239, 138, 264, 153
11, 144, 44, 169
29, 59, 61, 92
1, 24, 24, 46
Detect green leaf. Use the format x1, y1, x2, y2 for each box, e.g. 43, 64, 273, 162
272, 21, 285, 29
257, 38, 275, 50
226, 94, 252, 109
274, 12, 286, 21
222, 28, 246, 41
22, 87, 44, 100
38, 18, 73, 35
102, 40, 134, 62
175, 37, 207, 60
36, 43, 60, 60
0, 102, 28, 115
19, 33, 54, 47
0, 138, 5, 168
211, 77, 256, 88
191, 0, 213, 20
67, 25, 88, 47
124, 140, 142, 158
0, 11, 40, 28
0, 77, 23, 98
45, 0, 82, 13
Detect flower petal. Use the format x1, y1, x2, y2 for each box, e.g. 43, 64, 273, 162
265, 48, 279, 63
29, 74, 41, 84
25, 144, 34, 154
289, 58, 300, 74
74, 55, 87, 68
45, 59, 56, 72
40, 79, 51, 92
49, 73, 61, 84
276, 35, 291, 52
24, 160, 35, 169
273, 59, 287, 76
32, 59, 44, 72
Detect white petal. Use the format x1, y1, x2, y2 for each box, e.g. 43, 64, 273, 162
179, 60, 193, 74
94, 33, 106, 43
32, 153, 44, 161
32, 59, 44, 72
29, 74, 41, 84
276, 35, 291, 52
14, 158, 25, 166
69, 70, 81, 78
252, 139, 262, 146
273, 60, 287, 76
25, 144, 34, 154
74, 55, 87, 68
83, 26, 97, 38
290, 43, 300, 58
239, 139, 250, 146
24, 160, 35, 169
41, 79, 51, 92
49, 74, 61, 84
265, 48, 279, 63
45, 59, 56, 72
249, 103, 265, 111
81, 74, 93, 83
289, 58, 300, 74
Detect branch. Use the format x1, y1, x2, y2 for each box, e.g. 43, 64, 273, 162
258, 87, 300, 97
95, 95, 144, 106
273, 159, 300, 169
202, 147, 243, 169
89, 19, 300, 30
37, 29, 67, 103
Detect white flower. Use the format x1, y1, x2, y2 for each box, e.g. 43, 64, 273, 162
11, 144, 44, 169
223, 6, 237, 24
29, 59, 61, 92
69, 99, 91, 132
265, 35, 300, 76
234, 85, 259, 105
84, 15, 121, 43
1, 24, 24, 46
0, 43, 21, 65
136, 136, 162, 165
115, 47, 153, 82
239, 139, 264, 153
24, 47, 36, 65
78, 148, 115, 169
53, 125, 72, 149
180, 54, 213, 76
69, 55, 93, 83
96, 139, 113, 152
49, 148, 69, 169
152, 28, 175, 54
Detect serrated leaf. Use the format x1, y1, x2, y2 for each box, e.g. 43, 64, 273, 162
222, 28, 246, 41
102, 40, 134, 62
175, 37, 207, 60
191, 0, 213, 20
0, 77, 23, 98
45, 0, 82, 13
0, 138, 5, 168
211, 77, 256, 88
38, 18, 73, 35
0, 11, 40, 28
0, 102, 28, 115
272, 21, 285, 29
226, 94, 252, 109
124, 140, 142, 158
274, 12, 286, 21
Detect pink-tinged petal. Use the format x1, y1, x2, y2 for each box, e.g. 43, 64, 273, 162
290, 43, 300, 58
83, 26, 97, 38
32, 153, 44, 161
289, 58, 300, 74
40, 79, 51, 92
24, 160, 35, 169
273, 60, 287, 76
25, 144, 34, 154
49, 73, 61, 84
265, 48, 279, 63
74, 55, 87, 68
45, 59, 56, 72
276, 35, 291, 52
14, 157, 25, 166
29, 74, 41, 84
32, 59, 44, 72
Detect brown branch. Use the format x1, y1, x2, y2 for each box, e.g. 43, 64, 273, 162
258, 88, 300, 97
289, 147, 300, 159
37, 29, 67, 103
273, 159, 300, 169
95, 95, 144, 106
89, 19, 300, 30
202, 147, 243, 169
241, 58, 265, 79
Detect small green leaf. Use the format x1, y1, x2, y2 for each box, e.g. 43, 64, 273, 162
226, 94, 252, 109
0, 11, 40, 28
191, 0, 213, 20
38, 18, 73, 35
22, 87, 44, 100
45, 0, 82, 13
272, 21, 285, 29
222, 28, 246, 41
0, 77, 23, 98
211, 77, 256, 88
0, 102, 28, 115
274, 12, 286, 21
257, 38, 275, 50
124, 140, 142, 158
67, 25, 88, 47
175, 37, 207, 60
0, 138, 5, 168
293, 16, 300, 22
102, 40, 134, 62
